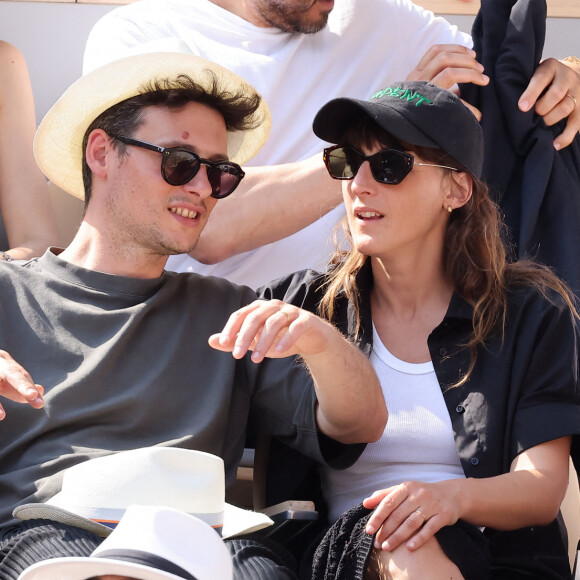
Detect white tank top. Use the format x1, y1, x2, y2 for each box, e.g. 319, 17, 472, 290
321, 324, 465, 522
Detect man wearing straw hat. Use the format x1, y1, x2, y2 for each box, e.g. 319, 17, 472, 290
0, 51, 386, 579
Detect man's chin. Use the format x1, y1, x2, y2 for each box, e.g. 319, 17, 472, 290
296, 11, 330, 34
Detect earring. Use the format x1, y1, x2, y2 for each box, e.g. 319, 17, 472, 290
447, 206, 453, 213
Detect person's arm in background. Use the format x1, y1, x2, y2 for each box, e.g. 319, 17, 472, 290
0, 42, 59, 261
194, 47, 579, 265
192, 154, 342, 264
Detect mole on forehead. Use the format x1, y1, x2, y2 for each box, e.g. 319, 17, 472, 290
181, 131, 190, 139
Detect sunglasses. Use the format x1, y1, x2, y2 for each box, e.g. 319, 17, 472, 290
323, 145, 458, 185
112, 135, 245, 199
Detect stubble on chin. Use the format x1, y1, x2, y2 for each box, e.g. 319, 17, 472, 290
253, 0, 331, 34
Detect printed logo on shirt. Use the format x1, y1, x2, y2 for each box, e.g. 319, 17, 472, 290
370, 86, 433, 107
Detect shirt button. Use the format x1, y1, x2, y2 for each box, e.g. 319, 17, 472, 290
455, 404, 465, 413
471, 457, 479, 465
439, 347, 447, 356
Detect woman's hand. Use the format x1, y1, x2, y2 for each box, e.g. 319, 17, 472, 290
363, 479, 462, 552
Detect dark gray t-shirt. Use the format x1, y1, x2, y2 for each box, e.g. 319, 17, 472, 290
0, 250, 325, 527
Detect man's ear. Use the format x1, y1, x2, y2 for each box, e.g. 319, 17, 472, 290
444, 171, 473, 212
85, 129, 113, 179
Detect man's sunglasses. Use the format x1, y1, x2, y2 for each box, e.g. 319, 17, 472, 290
323, 145, 458, 185
112, 135, 245, 199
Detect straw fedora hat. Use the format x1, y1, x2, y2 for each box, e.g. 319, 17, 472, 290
18, 504, 233, 580
13, 447, 271, 539
34, 49, 271, 200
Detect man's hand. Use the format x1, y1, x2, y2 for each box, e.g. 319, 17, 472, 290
519, 57, 580, 150
406, 44, 489, 120
210, 299, 386, 443
0, 350, 44, 419
208, 299, 334, 363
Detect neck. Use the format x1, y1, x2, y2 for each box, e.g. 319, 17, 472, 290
60, 222, 168, 279
369, 255, 453, 322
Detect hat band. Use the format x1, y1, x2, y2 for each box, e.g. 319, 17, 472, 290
96, 549, 198, 580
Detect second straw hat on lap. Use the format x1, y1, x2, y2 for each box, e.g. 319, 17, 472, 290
13, 447, 272, 539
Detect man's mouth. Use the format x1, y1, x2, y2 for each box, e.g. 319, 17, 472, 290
170, 207, 198, 219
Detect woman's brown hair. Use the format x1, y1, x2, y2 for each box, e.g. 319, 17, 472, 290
319, 116, 577, 385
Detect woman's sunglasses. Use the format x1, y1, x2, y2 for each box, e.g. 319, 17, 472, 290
323, 145, 458, 185
112, 135, 245, 199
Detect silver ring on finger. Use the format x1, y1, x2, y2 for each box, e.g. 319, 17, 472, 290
566, 92, 577, 107
415, 509, 428, 525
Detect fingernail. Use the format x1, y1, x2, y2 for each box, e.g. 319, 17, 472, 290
374, 539, 381, 549
233, 346, 243, 357
25, 387, 38, 397
218, 335, 227, 346
366, 524, 375, 534
382, 541, 391, 551
520, 99, 529, 110
554, 142, 562, 151
251, 351, 262, 362
408, 540, 416, 549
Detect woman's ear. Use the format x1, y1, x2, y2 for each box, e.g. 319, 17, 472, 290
85, 129, 112, 180
444, 171, 473, 212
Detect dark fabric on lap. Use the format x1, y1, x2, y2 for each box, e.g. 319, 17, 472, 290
311, 504, 375, 580
310, 504, 491, 580
0, 519, 101, 579
0, 520, 300, 580
225, 535, 299, 579
437, 519, 491, 580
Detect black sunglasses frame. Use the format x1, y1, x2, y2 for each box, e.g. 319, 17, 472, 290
323, 145, 458, 185
112, 135, 245, 199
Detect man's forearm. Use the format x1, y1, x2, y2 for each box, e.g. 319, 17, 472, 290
192, 154, 342, 264
303, 331, 387, 445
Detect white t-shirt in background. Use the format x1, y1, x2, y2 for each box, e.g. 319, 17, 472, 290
84, 0, 471, 288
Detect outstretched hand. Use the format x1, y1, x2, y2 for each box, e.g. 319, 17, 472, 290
208, 299, 334, 363
0, 350, 44, 420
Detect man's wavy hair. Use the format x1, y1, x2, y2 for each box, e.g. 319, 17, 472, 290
319, 116, 577, 386
81, 72, 262, 210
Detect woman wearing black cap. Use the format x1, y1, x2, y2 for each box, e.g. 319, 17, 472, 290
262, 81, 580, 579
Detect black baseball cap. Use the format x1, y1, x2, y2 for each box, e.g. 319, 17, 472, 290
312, 81, 483, 178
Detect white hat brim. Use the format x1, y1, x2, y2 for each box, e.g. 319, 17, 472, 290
13, 502, 272, 540
18, 557, 187, 580
34, 51, 271, 199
